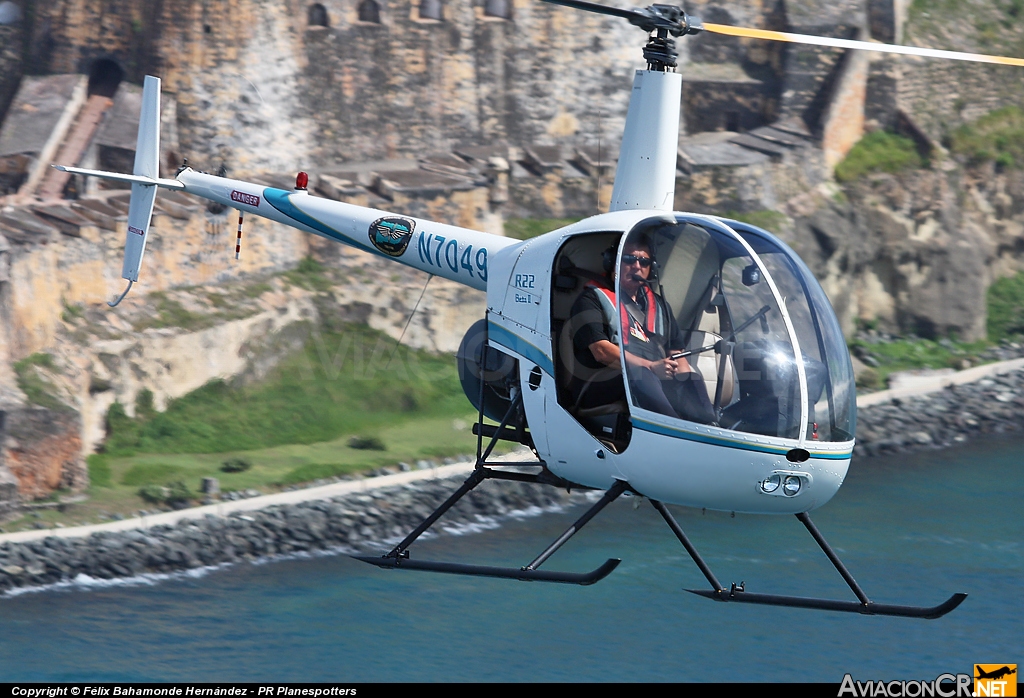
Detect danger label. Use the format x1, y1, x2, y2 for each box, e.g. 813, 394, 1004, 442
128, 225, 145, 236
230, 190, 260, 207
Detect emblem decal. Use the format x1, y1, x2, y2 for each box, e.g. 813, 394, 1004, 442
368, 216, 415, 257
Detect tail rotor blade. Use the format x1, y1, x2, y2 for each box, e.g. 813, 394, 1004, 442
703, 23, 1024, 67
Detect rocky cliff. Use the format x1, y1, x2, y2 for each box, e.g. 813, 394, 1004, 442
0, 185, 484, 515
767, 159, 1024, 342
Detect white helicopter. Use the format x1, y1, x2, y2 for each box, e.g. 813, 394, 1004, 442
55, 0, 1024, 619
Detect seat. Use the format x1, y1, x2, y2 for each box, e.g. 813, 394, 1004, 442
686, 316, 739, 411
553, 250, 632, 449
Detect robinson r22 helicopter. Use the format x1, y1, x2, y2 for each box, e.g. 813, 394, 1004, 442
56, 0, 1024, 619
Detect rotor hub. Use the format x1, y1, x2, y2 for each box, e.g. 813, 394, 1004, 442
540, 0, 702, 71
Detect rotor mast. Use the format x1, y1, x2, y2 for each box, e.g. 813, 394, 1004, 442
542, 1, 702, 211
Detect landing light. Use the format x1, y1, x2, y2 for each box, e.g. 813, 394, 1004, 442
760, 474, 781, 493
783, 476, 802, 496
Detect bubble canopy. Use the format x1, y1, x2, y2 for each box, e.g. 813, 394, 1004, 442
613, 215, 855, 443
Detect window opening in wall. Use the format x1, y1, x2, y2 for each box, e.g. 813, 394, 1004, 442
87, 58, 124, 98
358, 0, 382, 23
419, 0, 442, 21
483, 0, 510, 19
308, 3, 330, 26
0, 1, 23, 24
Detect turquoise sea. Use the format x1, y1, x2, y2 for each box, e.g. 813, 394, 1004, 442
1, 436, 1021, 682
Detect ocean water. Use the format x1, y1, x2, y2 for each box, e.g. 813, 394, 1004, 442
0, 436, 1020, 682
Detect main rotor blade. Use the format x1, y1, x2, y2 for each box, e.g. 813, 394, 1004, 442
540, 0, 640, 21
704, 23, 1024, 67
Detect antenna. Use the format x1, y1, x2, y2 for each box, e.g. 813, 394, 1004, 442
596, 108, 602, 212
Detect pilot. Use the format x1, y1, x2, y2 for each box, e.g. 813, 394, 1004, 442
569, 234, 716, 424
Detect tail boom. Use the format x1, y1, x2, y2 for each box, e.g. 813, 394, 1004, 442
174, 168, 513, 292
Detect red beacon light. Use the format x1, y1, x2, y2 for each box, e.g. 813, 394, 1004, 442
295, 171, 309, 191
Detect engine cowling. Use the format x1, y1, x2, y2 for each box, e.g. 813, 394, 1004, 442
456, 319, 519, 422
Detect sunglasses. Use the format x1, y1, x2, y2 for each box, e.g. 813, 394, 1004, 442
621, 254, 653, 268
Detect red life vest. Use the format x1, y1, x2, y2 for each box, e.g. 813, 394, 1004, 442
585, 280, 665, 353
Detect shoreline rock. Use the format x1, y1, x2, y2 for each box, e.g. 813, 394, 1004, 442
0, 474, 591, 594
855, 366, 1024, 458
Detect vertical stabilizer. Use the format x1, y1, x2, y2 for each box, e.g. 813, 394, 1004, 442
609, 69, 682, 211
121, 75, 161, 284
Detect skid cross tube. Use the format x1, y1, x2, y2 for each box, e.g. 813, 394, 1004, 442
654, 504, 966, 619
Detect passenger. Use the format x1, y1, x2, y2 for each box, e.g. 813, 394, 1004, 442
569, 235, 716, 424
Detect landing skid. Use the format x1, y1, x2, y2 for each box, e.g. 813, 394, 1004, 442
352, 468, 625, 586
353, 357, 965, 616
650, 501, 967, 619
354, 390, 623, 585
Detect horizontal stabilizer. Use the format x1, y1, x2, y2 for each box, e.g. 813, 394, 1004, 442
51, 164, 184, 190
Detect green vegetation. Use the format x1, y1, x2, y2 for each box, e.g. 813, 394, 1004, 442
134, 292, 205, 330
348, 435, 386, 450
850, 336, 991, 389
908, 0, 1024, 64
138, 484, 169, 504
13, 353, 66, 411
283, 256, 332, 292
220, 458, 252, 473
948, 107, 1024, 170
243, 282, 274, 299
505, 218, 581, 240
834, 131, 925, 183
101, 324, 469, 457
987, 271, 1024, 341
138, 481, 192, 506
722, 210, 786, 232
73, 414, 485, 521
279, 463, 352, 486
87, 454, 112, 488
61, 301, 85, 323
120, 462, 187, 487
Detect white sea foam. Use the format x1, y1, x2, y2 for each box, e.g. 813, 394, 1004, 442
2, 563, 232, 598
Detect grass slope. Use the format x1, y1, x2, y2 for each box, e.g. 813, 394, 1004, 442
10, 324, 499, 529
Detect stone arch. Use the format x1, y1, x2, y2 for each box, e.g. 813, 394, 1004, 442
87, 58, 124, 98
419, 0, 442, 21
483, 0, 510, 19
308, 3, 329, 26
357, 0, 381, 23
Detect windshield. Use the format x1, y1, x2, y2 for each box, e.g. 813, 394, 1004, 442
615, 217, 854, 443
732, 224, 856, 442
